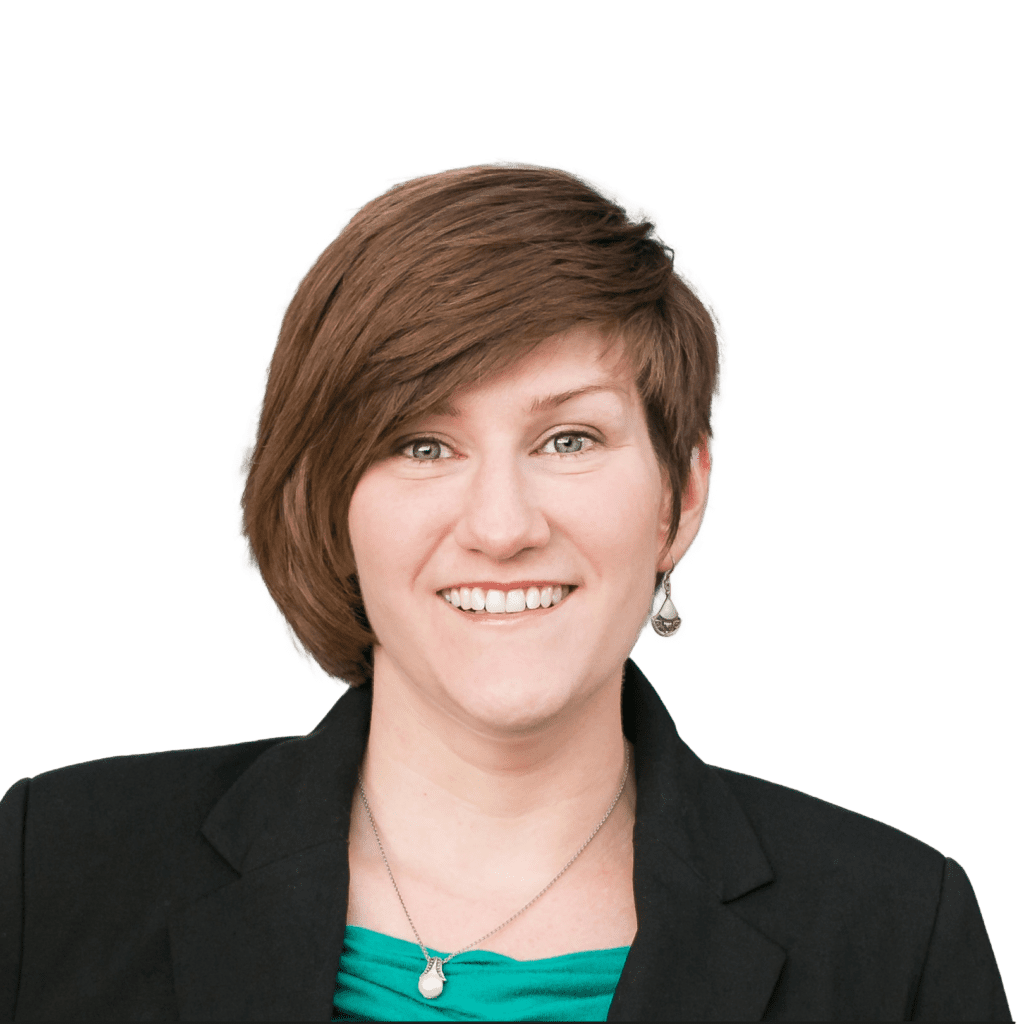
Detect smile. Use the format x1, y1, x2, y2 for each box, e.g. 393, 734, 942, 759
439, 585, 577, 615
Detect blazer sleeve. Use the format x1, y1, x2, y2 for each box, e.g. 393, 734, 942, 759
0, 778, 28, 1023
911, 856, 1012, 1021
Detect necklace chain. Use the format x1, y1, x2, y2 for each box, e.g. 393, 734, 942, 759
356, 739, 631, 967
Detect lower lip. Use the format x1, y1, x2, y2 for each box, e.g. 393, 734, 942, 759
438, 588, 577, 622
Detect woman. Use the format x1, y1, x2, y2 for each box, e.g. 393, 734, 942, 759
0, 165, 1010, 1022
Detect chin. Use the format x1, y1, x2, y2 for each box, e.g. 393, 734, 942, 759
375, 610, 636, 734
448, 688, 577, 737
438, 674, 581, 736
424, 649, 604, 737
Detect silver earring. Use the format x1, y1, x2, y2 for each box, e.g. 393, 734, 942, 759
651, 556, 681, 637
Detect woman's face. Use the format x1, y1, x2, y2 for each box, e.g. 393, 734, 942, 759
348, 325, 704, 736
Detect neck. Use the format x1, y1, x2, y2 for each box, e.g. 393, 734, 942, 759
354, 654, 634, 879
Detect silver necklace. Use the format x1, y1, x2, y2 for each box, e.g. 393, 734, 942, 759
356, 740, 631, 1000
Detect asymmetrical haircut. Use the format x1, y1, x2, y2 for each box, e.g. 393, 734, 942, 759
240, 164, 719, 687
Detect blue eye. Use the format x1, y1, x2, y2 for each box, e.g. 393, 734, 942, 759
546, 433, 589, 455
403, 439, 452, 461
398, 432, 598, 462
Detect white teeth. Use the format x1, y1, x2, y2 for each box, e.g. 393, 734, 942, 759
441, 585, 573, 613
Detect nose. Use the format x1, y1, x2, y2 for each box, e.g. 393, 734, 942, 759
452, 450, 550, 561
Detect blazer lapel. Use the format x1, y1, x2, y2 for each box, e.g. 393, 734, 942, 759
608, 661, 786, 1021
168, 685, 372, 1022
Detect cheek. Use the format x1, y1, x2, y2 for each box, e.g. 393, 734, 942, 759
348, 472, 440, 601
350, 467, 417, 536
346, 477, 377, 566
576, 467, 662, 549
553, 474, 661, 603
347, 473, 406, 582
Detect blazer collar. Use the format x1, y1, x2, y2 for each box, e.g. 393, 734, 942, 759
609, 660, 785, 1020
169, 660, 784, 1021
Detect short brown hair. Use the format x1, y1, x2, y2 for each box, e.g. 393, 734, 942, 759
240, 164, 719, 687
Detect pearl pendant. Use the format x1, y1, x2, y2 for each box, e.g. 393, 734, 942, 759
418, 957, 446, 999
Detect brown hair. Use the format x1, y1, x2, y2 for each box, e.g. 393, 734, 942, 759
240, 164, 719, 687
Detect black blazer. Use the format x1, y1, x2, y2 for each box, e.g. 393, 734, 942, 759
0, 660, 1011, 1022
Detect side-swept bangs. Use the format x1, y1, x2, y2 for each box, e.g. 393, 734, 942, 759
241, 164, 719, 686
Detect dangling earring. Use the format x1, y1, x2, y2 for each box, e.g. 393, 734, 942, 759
651, 555, 681, 637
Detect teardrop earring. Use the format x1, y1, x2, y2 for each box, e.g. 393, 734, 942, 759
651, 556, 681, 637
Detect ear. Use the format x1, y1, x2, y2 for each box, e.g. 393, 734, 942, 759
657, 436, 711, 574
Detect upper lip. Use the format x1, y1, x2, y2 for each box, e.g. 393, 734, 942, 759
437, 581, 577, 593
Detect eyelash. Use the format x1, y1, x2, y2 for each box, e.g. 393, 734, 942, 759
397, 431, 600, 462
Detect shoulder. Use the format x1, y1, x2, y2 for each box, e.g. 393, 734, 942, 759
710, 765, 947, 905
9, 735, 293, 850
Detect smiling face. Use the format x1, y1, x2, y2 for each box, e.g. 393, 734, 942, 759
348, 325, 704, 737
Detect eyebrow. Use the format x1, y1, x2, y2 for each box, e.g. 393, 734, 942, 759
430, 382, 628, 418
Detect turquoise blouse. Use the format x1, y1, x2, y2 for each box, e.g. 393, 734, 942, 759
333, 926, 630, 1021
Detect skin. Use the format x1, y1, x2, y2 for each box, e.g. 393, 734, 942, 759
346, 324, 711, 960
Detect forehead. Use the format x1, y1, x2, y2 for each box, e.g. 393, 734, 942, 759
427, 327, 636, 419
